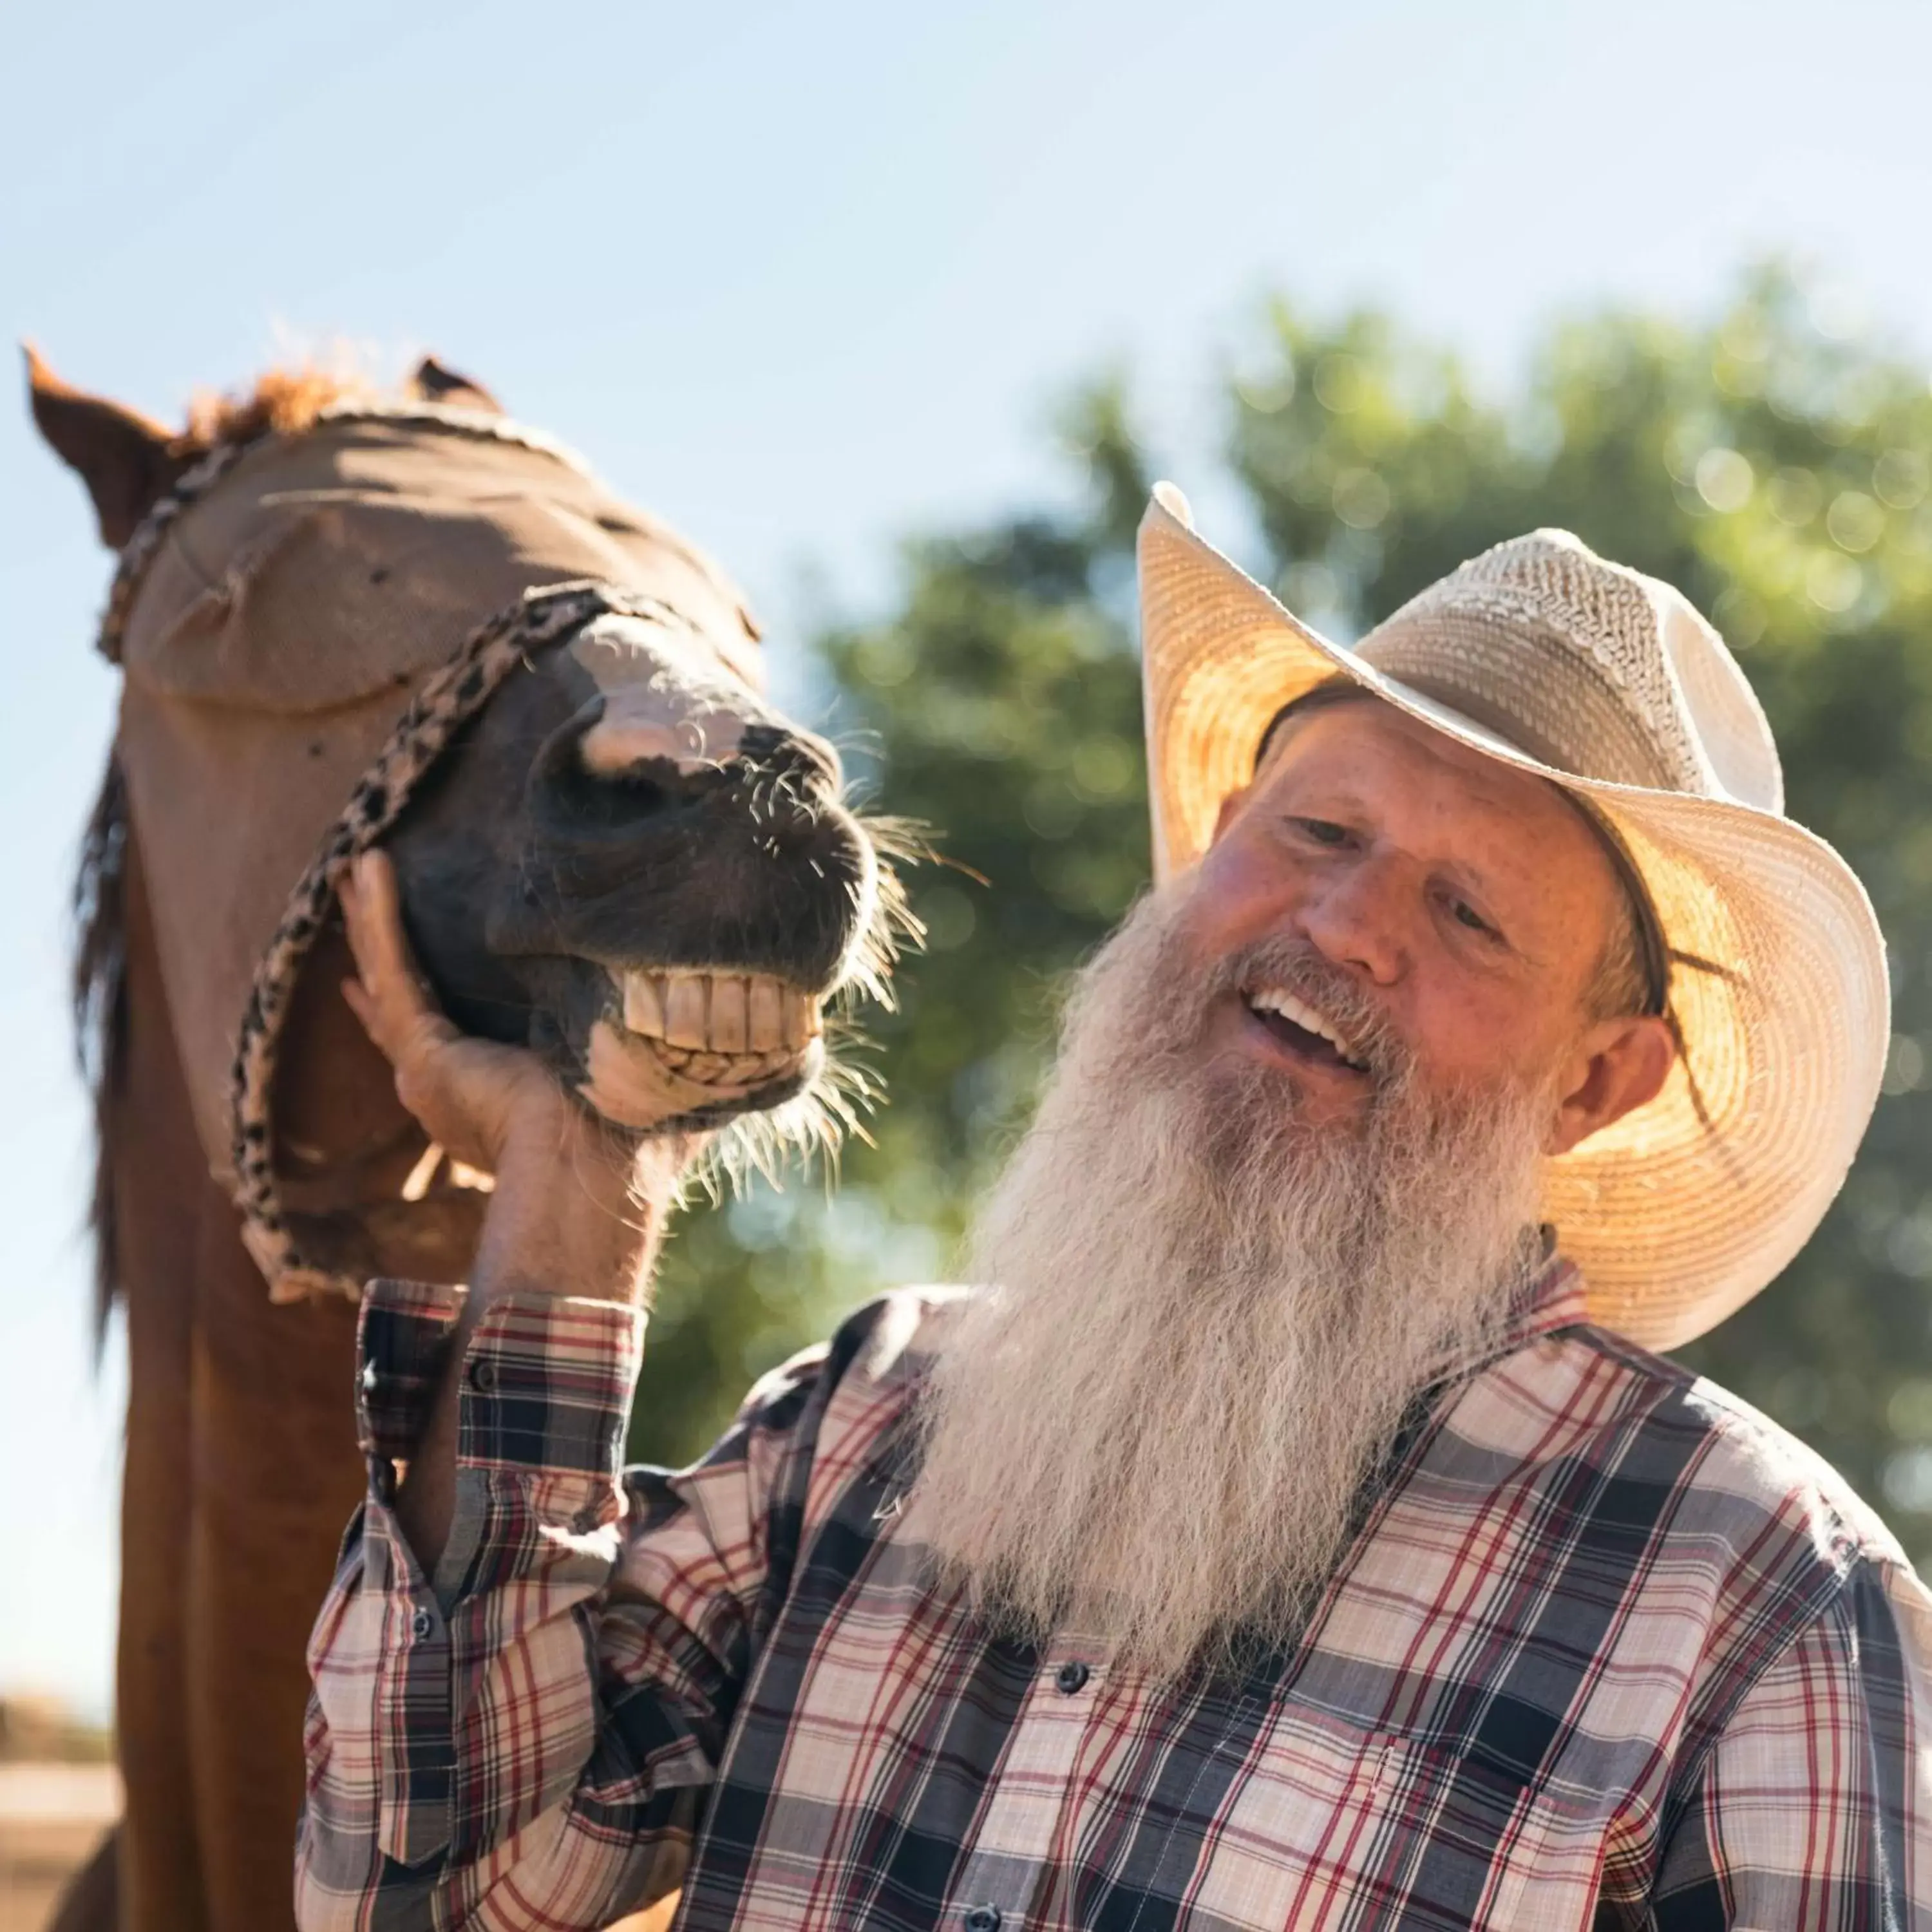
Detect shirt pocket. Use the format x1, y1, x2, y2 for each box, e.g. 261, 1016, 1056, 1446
1185, 1716, 1611, 1930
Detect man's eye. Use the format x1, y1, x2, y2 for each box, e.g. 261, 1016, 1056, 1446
1295, 818, 1350, 846
1449, 897, 1496, 938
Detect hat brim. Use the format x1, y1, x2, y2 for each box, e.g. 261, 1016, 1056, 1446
1139, 493, 1889, 1350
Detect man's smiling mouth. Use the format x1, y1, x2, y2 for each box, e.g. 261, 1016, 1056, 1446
1242, 984, 1369, 1073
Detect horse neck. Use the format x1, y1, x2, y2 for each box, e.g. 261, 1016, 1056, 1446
84, 782, 223, 1328
102, 788, 372, 1932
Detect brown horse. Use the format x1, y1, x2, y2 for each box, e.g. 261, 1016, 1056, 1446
30, 352, 904, 1932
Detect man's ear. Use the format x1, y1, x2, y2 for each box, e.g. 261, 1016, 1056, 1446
1547, 1013, 1676, 1157
24, 345, 188, 549
409, 355, 502, 413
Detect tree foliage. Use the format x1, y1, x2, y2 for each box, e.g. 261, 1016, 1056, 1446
632, 265, 1932, 1567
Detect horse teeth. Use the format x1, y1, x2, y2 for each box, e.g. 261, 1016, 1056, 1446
623, 972, 666, 1038
748, 976, 784, 1051
708, 976, 748, 1051
626, 968, 820, 1066
665, 974, 708, 1048
782, 991, 820, 1046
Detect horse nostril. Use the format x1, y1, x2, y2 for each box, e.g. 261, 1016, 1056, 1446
544, 760, 685, 833
530, 705, 849, 857
531, 706, 714, 834
592, 766, 671, 821
741, 723, 843, 794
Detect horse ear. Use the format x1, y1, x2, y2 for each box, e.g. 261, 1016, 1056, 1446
24, 345, 187, 550
410, 355, 502, 413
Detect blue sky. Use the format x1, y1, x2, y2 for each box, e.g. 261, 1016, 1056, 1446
8, 0, 1932, 1717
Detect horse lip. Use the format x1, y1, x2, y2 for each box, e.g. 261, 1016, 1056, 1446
578, 1017, 820, 1128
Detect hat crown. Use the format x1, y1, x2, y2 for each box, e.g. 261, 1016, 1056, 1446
1357, 529, 1785, 815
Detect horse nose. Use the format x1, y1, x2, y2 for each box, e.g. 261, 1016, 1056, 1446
521, 696, 873, 989
532, 699, 844, 834
577, 705, 743, 778
575, 697, 842, 797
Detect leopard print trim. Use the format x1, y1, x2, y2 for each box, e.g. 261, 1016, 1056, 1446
95, 401, 597, 665
229, 578, 691, 1304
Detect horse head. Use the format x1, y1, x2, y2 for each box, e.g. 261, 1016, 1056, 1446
32, 350, 909, 1299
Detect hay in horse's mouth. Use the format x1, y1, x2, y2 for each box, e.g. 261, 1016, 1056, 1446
578, 969, 828, 1129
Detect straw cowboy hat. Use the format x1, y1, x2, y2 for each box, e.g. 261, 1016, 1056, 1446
1137, 482, 1889, 1350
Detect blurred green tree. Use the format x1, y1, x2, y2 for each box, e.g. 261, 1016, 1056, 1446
632, 264, 1932, 1570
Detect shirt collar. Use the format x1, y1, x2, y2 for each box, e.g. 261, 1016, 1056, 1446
1496, 1231, 1587, 1352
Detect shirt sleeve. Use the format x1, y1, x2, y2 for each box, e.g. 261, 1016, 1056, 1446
1646, 1554, 1932, 1927
294, 1278, 826, 1932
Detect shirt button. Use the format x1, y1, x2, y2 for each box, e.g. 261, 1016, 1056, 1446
469, 1358, 497, 1392
1054, 1660, 1090, 1695
410, 1608, 435, 1640
962, 1908, 1002, 1932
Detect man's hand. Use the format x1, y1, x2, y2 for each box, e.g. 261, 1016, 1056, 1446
339, 849, 567, 1175
339, 849, 697, 1307
339, 849, 703, 1563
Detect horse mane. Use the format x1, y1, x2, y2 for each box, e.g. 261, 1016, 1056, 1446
74, 759, 128, 1340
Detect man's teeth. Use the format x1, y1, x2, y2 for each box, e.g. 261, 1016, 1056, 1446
622, 970, 822, 1063
1245, 985, 1365, 1068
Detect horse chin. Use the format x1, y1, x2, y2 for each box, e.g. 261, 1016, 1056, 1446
576, 1014, 823, 1132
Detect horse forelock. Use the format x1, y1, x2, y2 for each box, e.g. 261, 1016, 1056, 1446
177, 365, 383, 459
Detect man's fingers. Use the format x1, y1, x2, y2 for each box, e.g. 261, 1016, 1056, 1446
337, 847, 578, 1170
341, 975, 378, 1037
339, 851, 453, 1066
341, 851, 415, 990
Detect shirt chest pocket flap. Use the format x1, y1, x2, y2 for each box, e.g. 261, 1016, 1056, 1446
1184, 1699, 1616, 1930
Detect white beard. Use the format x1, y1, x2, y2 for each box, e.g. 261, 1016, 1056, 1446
908, 883, 1554, 1683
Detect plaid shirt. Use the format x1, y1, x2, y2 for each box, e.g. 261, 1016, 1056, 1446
298, 1260, 1932, 1930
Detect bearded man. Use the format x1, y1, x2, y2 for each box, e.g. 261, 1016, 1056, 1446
297, 493, 1932, 1931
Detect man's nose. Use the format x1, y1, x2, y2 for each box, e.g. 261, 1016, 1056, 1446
1294, 863, 1406, 987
